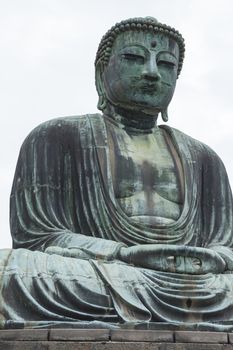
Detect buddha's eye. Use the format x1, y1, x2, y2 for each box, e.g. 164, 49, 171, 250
157, 60, 176, 68
121, 53, 144, 64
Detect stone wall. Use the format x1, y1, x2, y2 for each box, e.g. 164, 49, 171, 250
1, 329, 233, 349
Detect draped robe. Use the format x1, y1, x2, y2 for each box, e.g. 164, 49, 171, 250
1, 113, 233, 330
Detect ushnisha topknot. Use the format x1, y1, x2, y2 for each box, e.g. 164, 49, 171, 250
95, 16, 185, 78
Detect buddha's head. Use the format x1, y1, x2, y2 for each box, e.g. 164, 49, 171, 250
95, 17, 185, 122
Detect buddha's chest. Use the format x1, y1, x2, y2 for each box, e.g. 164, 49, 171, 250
110, 127, 182, 203
108, 127, 183, 209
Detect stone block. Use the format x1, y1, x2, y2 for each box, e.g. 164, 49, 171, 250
49, 328, 110, 341
47, 343, 233, 350
0, 329, 48, 341
163, 345, 231, 350
175, 331, 228, 344
0, 341, 233, 350
228, 333, 233, 344
48, 342, 166, 350
0, 341, 49, 350
110, 329, 173, 342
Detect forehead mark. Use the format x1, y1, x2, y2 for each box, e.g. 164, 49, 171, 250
151, 40, 157, 48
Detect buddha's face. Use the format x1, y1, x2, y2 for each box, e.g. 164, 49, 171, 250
102, 31, 179, 115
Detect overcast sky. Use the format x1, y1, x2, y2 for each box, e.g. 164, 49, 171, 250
1, 0, 233, 248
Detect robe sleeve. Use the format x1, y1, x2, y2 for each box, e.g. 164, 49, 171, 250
200, 143, 233, 270
10, 117, 125, 257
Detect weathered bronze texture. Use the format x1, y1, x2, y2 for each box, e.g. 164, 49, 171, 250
1, 17, 233, 330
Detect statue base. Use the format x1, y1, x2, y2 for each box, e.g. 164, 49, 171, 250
1, 329, 233, 349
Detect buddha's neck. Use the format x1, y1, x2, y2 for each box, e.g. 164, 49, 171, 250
104, 105, 159, 134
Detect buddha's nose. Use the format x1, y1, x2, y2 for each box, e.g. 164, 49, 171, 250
142, 58, 161, 81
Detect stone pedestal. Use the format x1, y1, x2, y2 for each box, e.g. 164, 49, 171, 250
1, 329, 233, 349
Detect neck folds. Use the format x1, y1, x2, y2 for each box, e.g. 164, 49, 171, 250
104, 107, 158, 134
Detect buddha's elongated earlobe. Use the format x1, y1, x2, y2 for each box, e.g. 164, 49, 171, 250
97, 93, 107, 111
161, 108, 168, 122
95, 62, 107, 112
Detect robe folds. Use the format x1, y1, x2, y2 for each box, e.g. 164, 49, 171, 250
1, 113, 233, 329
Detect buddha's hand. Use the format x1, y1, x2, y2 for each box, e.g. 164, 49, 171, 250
118, 244, 226, 274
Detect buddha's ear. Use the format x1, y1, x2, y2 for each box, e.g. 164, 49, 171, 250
161, 108, 169, 122
95, 62, 107, 111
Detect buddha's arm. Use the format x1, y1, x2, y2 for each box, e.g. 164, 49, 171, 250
198, 144, 233, 272
10, 119, 126, 259
208, 245, 233, 272
42, 234, 126, 260
118, 244, 226, 274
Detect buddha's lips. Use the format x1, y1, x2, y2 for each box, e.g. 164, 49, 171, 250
139, 83, 158, 92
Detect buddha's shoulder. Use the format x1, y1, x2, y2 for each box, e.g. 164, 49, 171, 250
23, 114, 102, 143
163, 125, 222, 161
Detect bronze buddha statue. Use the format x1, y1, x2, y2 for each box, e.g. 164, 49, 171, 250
1, 17, 233, 331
